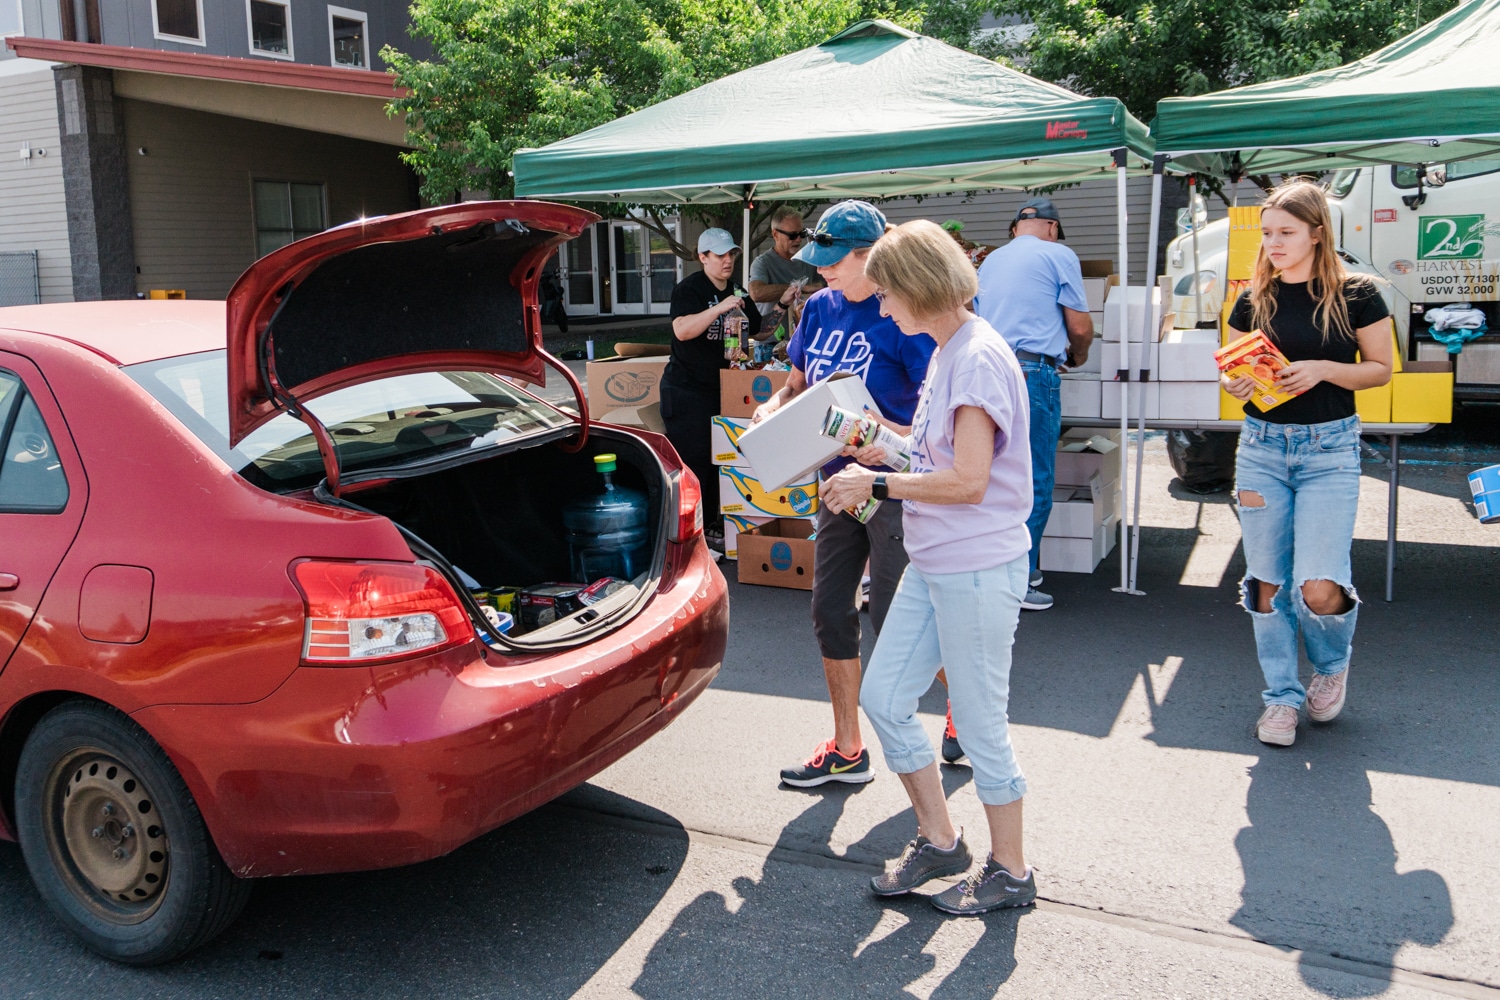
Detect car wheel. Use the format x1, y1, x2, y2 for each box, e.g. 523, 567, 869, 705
14, 701, 252, 965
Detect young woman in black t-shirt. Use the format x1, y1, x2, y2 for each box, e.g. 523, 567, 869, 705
1222, 181, 1393, 748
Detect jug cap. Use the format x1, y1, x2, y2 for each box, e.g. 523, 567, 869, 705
594, 453, 618, 473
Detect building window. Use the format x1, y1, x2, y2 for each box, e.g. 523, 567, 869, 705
248, 0, 293, 58
1, 0, 23, 37
254, 181, 326, 258
153, 0, 204, 44
328, 7, 368, 69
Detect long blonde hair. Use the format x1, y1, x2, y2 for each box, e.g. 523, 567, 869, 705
1250, 180, 1369, 342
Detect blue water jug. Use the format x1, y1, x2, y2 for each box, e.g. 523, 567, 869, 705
564, 453, 650, 582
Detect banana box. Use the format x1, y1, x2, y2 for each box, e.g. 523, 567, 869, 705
1214, 330, 1301, 411
719, 467, 819, 518
710, 415, 753, 467
722, 514, 772, 561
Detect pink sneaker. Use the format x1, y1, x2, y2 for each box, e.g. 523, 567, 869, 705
1256, 704, 1298, 746
1306, 667, 1349, 723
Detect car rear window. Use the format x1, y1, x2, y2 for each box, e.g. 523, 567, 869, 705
126, 350, 572, 491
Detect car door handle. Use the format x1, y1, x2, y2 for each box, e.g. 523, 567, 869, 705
0, 573, 18, 591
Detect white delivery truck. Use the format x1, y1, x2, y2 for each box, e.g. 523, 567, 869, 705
1164, 163, 1500, 402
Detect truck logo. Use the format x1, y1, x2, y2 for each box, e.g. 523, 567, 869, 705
1389, 259, 1414, 274
1374, 209, 1398, 223
1045, 120, 1088, 140
1418, 215, 1487, 260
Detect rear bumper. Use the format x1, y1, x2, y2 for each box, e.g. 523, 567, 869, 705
132, 546, 727, 877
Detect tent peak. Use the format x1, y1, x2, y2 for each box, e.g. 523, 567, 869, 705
823, 19, 918, 45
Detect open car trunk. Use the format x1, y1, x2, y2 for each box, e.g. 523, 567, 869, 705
347, 428, 669, 650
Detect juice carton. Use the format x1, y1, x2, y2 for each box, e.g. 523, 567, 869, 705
1213, 331, 1301, 410
819, 406, 912, 523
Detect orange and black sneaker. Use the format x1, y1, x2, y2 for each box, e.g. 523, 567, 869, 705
942, 703, 965, 764
779, 738, 873, 788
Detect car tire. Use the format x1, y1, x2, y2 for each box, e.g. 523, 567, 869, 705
14, 700, 252, 965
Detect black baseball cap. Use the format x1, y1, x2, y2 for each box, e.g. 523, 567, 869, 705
1010, 197, 1066, 240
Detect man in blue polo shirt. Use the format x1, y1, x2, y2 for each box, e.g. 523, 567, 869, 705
975, 198, 1094, 611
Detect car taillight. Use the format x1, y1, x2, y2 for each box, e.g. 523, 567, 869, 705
290, 560, 471, 664
672, 468, 704, 542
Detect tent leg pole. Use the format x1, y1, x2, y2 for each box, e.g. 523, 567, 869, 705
1112, 151, 1132, 596
1127, 157, 1166, 595
743, 202, 752, 289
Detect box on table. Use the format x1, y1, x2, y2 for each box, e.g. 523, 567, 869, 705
586, 356, 669, 412
1158, 329, 1221, 381
719, 467, 819, 518
710, 415, 753, 466
1391, 361, 1454, 423
1089, 311, 1105, 338
1102, 282, 1170, 342
1040, 514, 1119, 574
1083, 274, 1120, 312
1055, 429, 1122, 486
720, 368, 791, 418
1101, 340, 1159, 378
1063, 335, 1103, 374
1158, 382, 1220, 420
722, 513, 772, 561
735, 372, 879, 489
1044, 472, 1118, 538
1060, 374, 1102, 419
1103, 381, 1161, 420
1355, 383, 1391, 422
737, 519, 816, 589
1079, 259, 1116, 279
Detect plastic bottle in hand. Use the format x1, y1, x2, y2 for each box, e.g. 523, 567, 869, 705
722, 289, 750, 362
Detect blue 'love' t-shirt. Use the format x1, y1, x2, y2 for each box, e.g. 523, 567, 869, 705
788, 288, 936, 476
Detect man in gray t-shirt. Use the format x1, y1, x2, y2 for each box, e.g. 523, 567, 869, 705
749, 206, 822, 318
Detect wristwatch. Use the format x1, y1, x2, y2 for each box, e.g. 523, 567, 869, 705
872, 475, 889, 501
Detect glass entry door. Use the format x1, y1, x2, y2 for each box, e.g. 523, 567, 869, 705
560, 225, 599, 316
610, 222, 647, 315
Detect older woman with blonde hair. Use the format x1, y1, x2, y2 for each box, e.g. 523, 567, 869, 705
822, 219, 1037, 916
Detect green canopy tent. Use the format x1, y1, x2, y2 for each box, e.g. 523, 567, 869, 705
515, 19, 1166, 595
1153, 0, 1500, 176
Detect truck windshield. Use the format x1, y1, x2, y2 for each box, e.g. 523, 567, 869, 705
126, 350, 572, 491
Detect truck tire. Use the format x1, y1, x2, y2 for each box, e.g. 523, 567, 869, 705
14, 701, 252, 965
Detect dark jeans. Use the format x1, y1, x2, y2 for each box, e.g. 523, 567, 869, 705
1019, 361, 1061, 576
659, 380, 719, 517
811, 499, 908, 660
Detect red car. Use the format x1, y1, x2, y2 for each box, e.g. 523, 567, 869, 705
0, 202, 727, 964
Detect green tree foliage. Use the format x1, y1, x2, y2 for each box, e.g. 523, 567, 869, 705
383, 0, 987, 254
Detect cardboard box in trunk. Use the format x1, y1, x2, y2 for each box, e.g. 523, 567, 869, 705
737, 518, 816, 589
586, 356, 668, 411
720, 368, 791, 418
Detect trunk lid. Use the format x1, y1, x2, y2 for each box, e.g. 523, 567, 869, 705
225, 201, 599, 450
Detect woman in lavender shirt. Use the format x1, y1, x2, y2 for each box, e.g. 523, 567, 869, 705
822, 220, 1036, 916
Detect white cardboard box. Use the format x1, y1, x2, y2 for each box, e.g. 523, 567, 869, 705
735, 372, 879, 489
1158, 382, 1221, 419
719, 467, 820, 518
1102, 284, 1169, 342
709, 415, 753, 467
1054, 429, 1122, 486
1158, 328, 1222, 381
1062, 335, 1102, 374
1103, 381, 1161, 420
1060, 374, 1101, 419
722, 513, 773, 560
1044, 472, 1119, 538
1100, 340, 1160, 379
1083, 275, 1119, 312
1040, 514, 1119, 574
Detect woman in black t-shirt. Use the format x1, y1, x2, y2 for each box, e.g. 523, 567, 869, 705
661, 228, 762, 545
1222, 181, 1393, 748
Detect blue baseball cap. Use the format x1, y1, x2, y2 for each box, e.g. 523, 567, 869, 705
697, 228, 740, 255
793, 200, 887, 267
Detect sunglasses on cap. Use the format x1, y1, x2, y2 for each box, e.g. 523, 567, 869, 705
801, 229, 876, 248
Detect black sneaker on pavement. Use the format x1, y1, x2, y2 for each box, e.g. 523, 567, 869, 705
1021, 588, 1053, 611
930, 857, 1037, 915
780, 738, 874, 788
941, 704, 965, 764
871, 834, 973, 896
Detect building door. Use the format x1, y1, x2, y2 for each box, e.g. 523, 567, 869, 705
560, 225, 599, 317
610, 221, 648, 315
648, 224, 682, 310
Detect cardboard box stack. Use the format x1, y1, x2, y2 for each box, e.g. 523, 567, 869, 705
1039, 429, 1121, 574
1060, 262, 1116, 419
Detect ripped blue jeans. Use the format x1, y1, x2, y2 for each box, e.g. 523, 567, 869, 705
1235, 414, 1362, 708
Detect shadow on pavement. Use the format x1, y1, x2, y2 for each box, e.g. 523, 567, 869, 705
632, 779, 1027, 999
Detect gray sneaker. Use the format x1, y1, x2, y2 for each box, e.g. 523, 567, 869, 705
1021, 588, 1053, 611
870, 834, 972, 896
1029, 569, 1044, 588
931, 857, 1037, 915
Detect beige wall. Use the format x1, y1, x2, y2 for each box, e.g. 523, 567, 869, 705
122, 99, 418, 299
0, 62, 74, 302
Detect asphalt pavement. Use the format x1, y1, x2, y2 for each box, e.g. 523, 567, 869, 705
1, 370, 1497, 998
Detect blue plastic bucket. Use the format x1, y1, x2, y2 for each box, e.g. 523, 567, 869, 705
1470, 464, 1500, 523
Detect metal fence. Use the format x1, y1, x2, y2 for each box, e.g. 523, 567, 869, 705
0, 251, 41, 307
